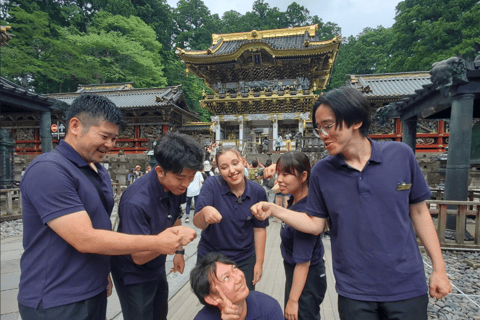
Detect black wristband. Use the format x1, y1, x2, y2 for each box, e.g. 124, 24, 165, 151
175, 250, 185, 255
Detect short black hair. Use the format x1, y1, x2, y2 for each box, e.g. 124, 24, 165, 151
265, 159, 272, 166
312, 86, 370, 137
276, 151, 311, 186
251, 159, 258, 168
190, 252, 237, 306
154, 132, 204, 174
66, 94, 125, 132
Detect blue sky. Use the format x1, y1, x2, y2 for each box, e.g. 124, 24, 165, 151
166, 0, 401, 38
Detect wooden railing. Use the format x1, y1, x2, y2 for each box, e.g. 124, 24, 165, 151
426, 200, 480, 248
0, 188, 22, 220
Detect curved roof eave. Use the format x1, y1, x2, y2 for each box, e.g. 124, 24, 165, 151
178, 41, 341, 65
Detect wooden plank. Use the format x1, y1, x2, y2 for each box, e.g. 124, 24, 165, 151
475, 207, 480, 246
456, 205, 466, 245
437, 204, 447, 245
426, 199, 480, 206
6, 191, 13, 215
322, 238, 340, 320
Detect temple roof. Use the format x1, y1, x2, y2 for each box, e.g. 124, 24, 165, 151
179, 122, 213, 132
176, 25, 341, 64
0, 77, 61, 113
76, 82, 134, 92
48, 85, 188, 109
346, 72, 432, 99
176, 25, 340, 61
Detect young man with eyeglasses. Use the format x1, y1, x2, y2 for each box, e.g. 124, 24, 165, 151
252, 86, 451, 320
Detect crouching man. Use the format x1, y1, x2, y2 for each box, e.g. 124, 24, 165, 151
190, 252, 284, 320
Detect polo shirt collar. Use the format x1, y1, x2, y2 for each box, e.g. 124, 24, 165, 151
330, 137, 383, 169
216, 175, 252, 201
55, 140, 90, 168
287, 196, 307, 208
148, 167, 169, 201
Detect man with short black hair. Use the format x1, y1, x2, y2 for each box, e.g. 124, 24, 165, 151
190, 252, 283, 320
111, 132, 204, 320
18, 94, 196, 320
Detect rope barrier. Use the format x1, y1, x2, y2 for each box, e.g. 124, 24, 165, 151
423, 260, 480, 310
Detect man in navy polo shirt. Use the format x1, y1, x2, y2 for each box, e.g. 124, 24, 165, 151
252, 87, 452, 319
190, 252, 284, 320
18, 94, 196, 320
111, 132, 204, 320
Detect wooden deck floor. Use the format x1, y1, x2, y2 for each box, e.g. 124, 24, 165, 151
168, 220, 340, 320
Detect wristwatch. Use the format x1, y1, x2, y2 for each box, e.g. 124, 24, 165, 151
175, 250, 185, 255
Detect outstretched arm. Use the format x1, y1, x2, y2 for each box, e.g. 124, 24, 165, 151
48, 211, 196, 256
251, 201, 325, 235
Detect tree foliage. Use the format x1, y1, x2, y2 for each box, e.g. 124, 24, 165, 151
2, 0, 479, 120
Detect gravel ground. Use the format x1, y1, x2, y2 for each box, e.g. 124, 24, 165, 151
1, 219, 23, 239
424, 250, 480, 320
2, 218, 479, 319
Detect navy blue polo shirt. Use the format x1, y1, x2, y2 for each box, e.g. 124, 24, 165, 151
18, 140, 114, 309
111, 169, 185, 285
306, 139, 431, 302
196, 176, 268, 262
194, 291, 284, 320
281, 196, 323, 266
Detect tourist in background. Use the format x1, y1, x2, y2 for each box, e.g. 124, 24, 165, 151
193, 146, 268, 291
276, 135, 282, 151
185, 170, 204, 223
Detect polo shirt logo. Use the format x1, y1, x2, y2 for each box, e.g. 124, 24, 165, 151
396, 182, 412, 191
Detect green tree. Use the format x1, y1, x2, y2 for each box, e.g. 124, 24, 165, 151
173, 0, 217, 50
328, 26, 394, 89
283, 2, 310, 28
390, 0, 479, 71
0, 6, 81, 92
65, 11, 167, 87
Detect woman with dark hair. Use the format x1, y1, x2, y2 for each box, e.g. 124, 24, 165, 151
193, 147, 268, 291
262, 151, 327, 320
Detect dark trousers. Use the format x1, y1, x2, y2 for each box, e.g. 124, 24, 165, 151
112, 272, 168, 320
284, 260, 327, 320
19, 290, 107, 320
338, 294, 428, 320
185, 195, 198, 216
197, 253, 257, 291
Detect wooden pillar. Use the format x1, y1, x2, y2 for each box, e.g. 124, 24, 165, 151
39, 111, 53, 153
135, 124, 139, 149
395, 118, 402, 142
438, 120, 444, 146
402, 119, 417, 153
445, 93, 475, 230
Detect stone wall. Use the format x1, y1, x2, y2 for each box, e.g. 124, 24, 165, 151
14, 150, 480, 190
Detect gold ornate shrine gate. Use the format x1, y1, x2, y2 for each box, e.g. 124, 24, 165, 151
176, 25, 341, 151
